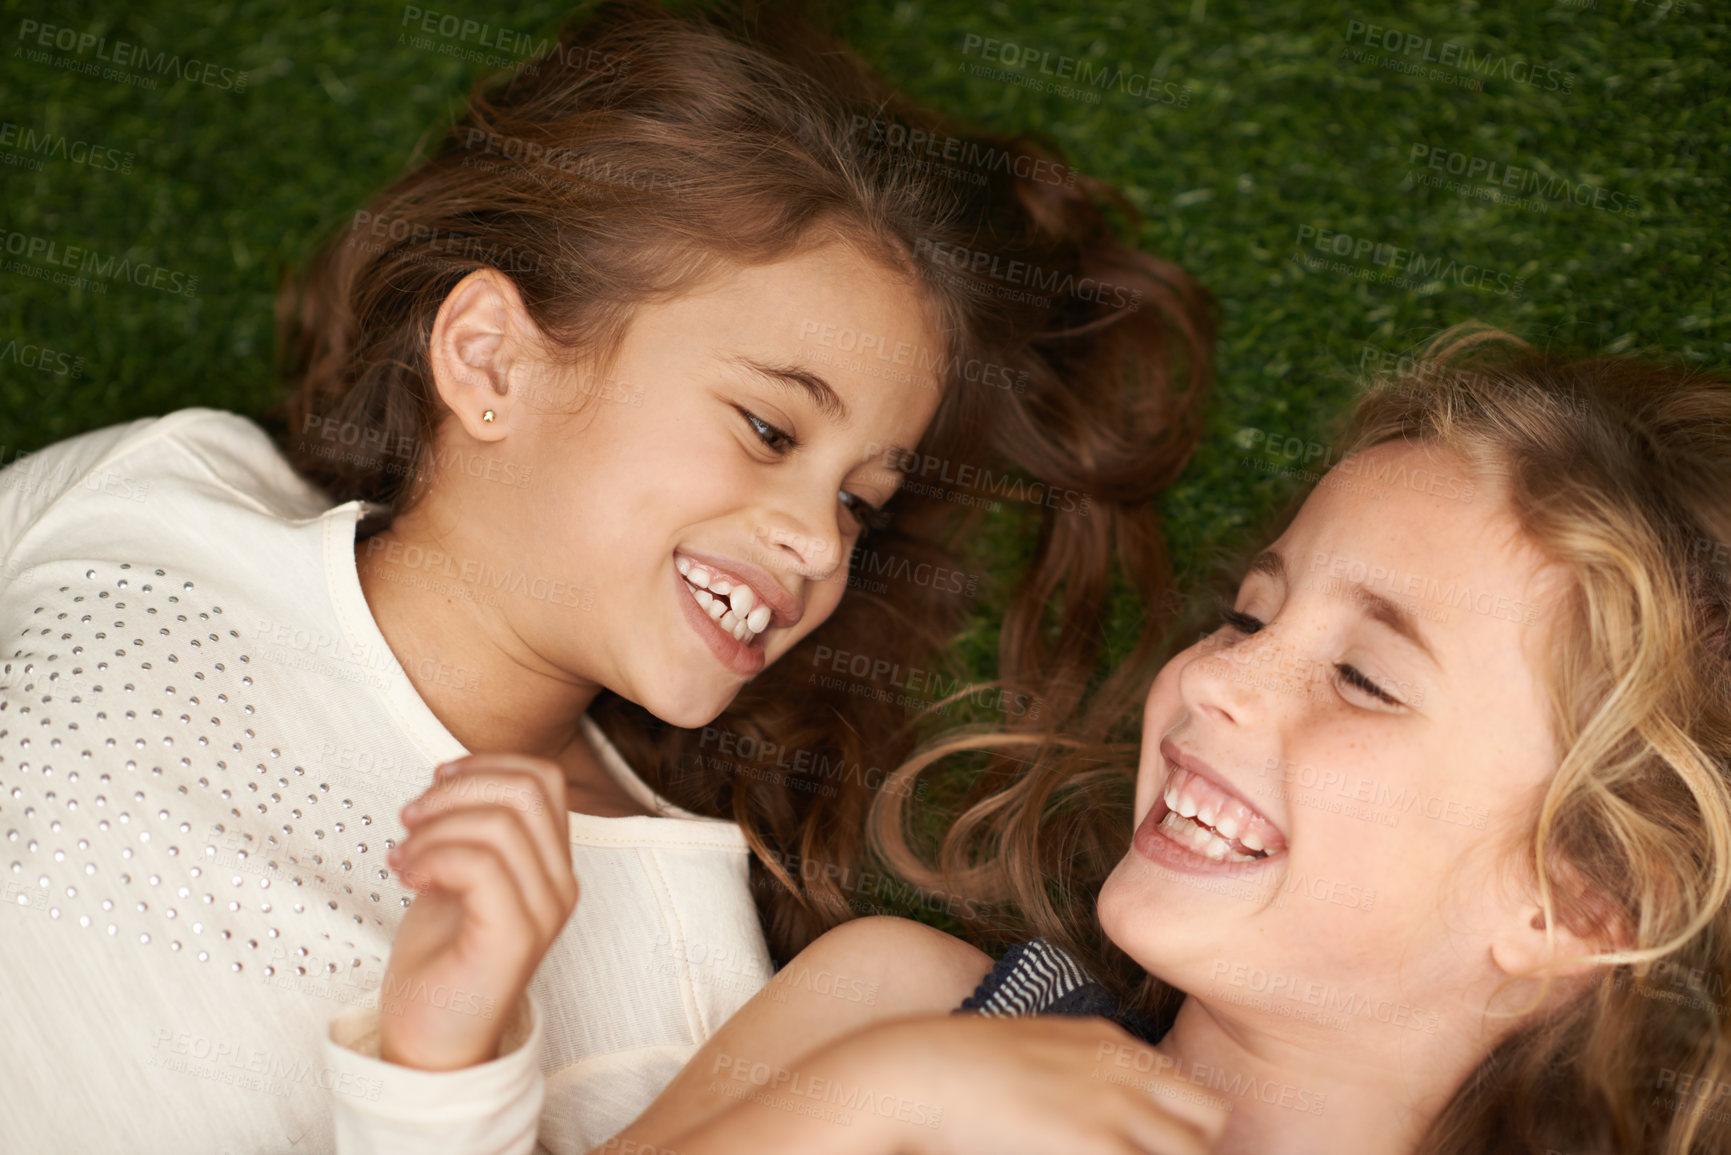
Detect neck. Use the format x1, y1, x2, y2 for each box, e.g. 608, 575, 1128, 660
1154, 995, 1482, 1155
355, 514, 599, 764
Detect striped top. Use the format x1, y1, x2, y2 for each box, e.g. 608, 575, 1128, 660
955, 939, 1169, 1045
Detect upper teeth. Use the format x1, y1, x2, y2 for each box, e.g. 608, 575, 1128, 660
677, 557, 774, 642
1160, 765, 1279, 859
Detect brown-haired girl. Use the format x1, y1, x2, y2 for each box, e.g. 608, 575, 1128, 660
0, 1, 1210, 1151
376, 329, 1731, 1153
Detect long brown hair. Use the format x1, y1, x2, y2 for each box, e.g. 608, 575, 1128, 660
874, 327, 1731, 1153
270, 0, 1214, 963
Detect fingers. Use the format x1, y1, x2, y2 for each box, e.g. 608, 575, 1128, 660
1115, 1092, 1225, 1155
418, 753, 570, 827
437, 752, 570, 812
391, 808, 576, 943
404, 757, 571, 878
1119, 1068, 1229, 1147
387, 839, 541, 963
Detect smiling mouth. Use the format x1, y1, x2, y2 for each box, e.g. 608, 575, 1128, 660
677, 556, 775, 644
1154, 760, 1287, 864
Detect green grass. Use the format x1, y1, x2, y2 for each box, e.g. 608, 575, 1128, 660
2, 0, 1726, 680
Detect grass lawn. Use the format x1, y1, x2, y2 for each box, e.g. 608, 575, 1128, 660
2, 0, 1726, 686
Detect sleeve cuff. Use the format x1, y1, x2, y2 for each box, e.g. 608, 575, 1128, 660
323, 995, 546, 1155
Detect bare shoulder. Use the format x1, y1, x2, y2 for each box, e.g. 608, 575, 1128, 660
784, 915, 995, 1014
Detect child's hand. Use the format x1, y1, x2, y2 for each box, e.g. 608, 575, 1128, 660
378, 753, 577, 1071
667, 1012, 1229, 1155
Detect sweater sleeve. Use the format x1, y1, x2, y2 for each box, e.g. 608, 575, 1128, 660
0, 415, 158, 562
323, 996, 548, 1155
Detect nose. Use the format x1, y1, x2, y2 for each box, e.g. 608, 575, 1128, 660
1181, 624, 1308, 727
752, 499, 845, 581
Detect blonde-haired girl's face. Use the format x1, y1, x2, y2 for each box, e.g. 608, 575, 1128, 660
1100, 441, 1568, 1043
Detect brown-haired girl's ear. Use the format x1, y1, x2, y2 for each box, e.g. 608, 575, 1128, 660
427, 268, 531, 442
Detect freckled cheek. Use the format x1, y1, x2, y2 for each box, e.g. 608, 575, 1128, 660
1142, 653, 1193, 739
1133, 663, 1189, 814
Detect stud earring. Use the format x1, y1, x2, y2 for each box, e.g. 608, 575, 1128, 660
482, 409, 496, 423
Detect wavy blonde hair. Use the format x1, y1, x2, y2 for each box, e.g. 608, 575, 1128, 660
873, 325, 1731, 1154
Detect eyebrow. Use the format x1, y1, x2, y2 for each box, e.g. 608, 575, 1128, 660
1247, 548, 1440, 665
731, 356, 917, 470
732, 357, 850, 425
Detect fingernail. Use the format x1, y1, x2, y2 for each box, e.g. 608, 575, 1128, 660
435, 761, 458, 780
401, 801, 420, 820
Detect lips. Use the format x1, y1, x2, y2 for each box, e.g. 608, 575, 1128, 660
678, 556, 775, 643
1133, 740, 1288, 874
672, 550, 803, 678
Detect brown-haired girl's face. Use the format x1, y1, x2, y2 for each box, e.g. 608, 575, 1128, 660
1099, 441, 1578, 1049
422, 241, 941, 727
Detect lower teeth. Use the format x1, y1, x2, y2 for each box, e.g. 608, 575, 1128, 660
688, 581, 758, 643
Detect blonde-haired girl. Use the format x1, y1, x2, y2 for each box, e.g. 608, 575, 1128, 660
387, 328, 1730, 1154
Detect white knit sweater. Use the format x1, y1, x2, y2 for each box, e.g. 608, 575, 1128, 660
0, 409, 771, 1154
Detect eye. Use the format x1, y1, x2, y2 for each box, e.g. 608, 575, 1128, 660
839, 491, 892, 537
738, 407, 797, 453
1336, 663, 1402, 706
1217, 604, 1265, 634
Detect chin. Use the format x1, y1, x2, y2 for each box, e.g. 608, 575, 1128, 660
639, 684, 741, 731
1094, 847, 1206, 968
1095, 853, 1142, 943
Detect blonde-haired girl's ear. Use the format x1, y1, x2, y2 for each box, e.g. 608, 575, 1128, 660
427, 268, 532, 442
1490, 890, 1628, 981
